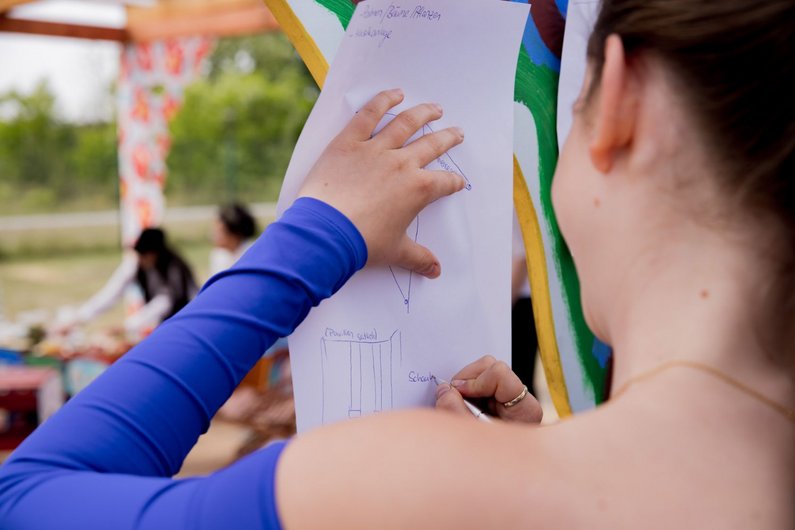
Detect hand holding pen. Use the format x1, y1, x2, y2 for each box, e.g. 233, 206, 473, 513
434, 355, 543, 424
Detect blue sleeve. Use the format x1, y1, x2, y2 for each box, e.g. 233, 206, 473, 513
0, 197, 367, 530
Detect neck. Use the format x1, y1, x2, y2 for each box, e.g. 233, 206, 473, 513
606, 226, 795, 415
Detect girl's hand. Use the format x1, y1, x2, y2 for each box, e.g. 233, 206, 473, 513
435, 355, 543, 424
298, 89, 466, 279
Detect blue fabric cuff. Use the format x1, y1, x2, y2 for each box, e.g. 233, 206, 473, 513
286, 197, 368, 271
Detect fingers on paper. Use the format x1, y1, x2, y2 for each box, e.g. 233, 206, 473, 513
451, 355, 498, 381
406, 126, 465, 168
377, 102, 443, 148
453, 358, 522, 403
415, 169, 467, 203
346, 89, 405, 141
434, 384, 472, 417
452, 357, 543, 424
394, 236, 440, 279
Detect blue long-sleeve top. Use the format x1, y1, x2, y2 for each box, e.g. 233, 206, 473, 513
0, 198, 367, 529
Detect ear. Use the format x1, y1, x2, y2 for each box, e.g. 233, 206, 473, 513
589, 34, 637, 173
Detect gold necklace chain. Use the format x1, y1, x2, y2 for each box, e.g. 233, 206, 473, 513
611, 359, 795, 424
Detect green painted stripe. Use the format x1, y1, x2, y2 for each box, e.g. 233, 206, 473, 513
314, 0, 355, 28
513, 47, 606, 403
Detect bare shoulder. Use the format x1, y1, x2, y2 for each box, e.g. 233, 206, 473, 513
275, 406, 794, 529
276, 409, 566, 529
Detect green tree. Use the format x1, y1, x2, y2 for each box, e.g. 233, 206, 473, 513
167, 32, 317, 204
207, 32, 316, 86
0, 82, 72, 186
65, 122, 119, 201
0, 33, 317, 214
0, 81, 119, 214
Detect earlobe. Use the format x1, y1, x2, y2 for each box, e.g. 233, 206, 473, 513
588, 34, 635, 174
589, 143, 612, 174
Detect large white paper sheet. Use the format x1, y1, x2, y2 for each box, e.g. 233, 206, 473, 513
277, 0, 528, 432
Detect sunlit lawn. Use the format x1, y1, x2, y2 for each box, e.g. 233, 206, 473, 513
0, 244, 213, 330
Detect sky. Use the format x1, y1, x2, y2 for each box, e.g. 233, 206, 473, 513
0, 1, 128, 122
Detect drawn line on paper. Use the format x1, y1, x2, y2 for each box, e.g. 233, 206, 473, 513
380, 112, 472, 190
388, 215, 420, 312
321, 330, 401, 424
374, 112, 472, 312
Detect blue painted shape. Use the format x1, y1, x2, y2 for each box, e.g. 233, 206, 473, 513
509, 0, 562, 72
524, 19, 562, 71
591, 338, 612, 369
556, 0, 568, 18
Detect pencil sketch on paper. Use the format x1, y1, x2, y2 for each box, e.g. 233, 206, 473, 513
374, 111, 472, 189
320, 330, 401, 424
389, 216, 419, 312
376, 112, 472, 313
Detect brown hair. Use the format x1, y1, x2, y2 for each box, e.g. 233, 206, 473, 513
586, 1, 795, 354
587, 1, 794, 213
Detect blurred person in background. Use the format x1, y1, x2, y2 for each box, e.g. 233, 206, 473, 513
57, 228, 197, 336
209, 203, 259, 276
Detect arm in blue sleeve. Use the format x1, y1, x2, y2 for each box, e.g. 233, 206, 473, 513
0, 197, 367, 530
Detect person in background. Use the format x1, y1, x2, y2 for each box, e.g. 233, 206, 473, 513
60, 228, 198, 336
209, 203, 259, 276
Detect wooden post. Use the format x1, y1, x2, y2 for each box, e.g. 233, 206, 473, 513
127, 0, 279, 42
0, 16, 129, 41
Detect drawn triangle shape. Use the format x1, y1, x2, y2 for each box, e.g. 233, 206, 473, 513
422, 123, 472, 190
389, 216, 419, 313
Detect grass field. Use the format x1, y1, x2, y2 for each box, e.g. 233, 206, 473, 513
0, 208, 276, 328
0, 241, 214, 330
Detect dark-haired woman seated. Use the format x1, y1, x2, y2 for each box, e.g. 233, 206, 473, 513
57, 227, 197, 336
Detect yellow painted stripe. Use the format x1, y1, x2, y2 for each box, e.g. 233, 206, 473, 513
513, 157, 572, 418
262, 0, 330, 87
